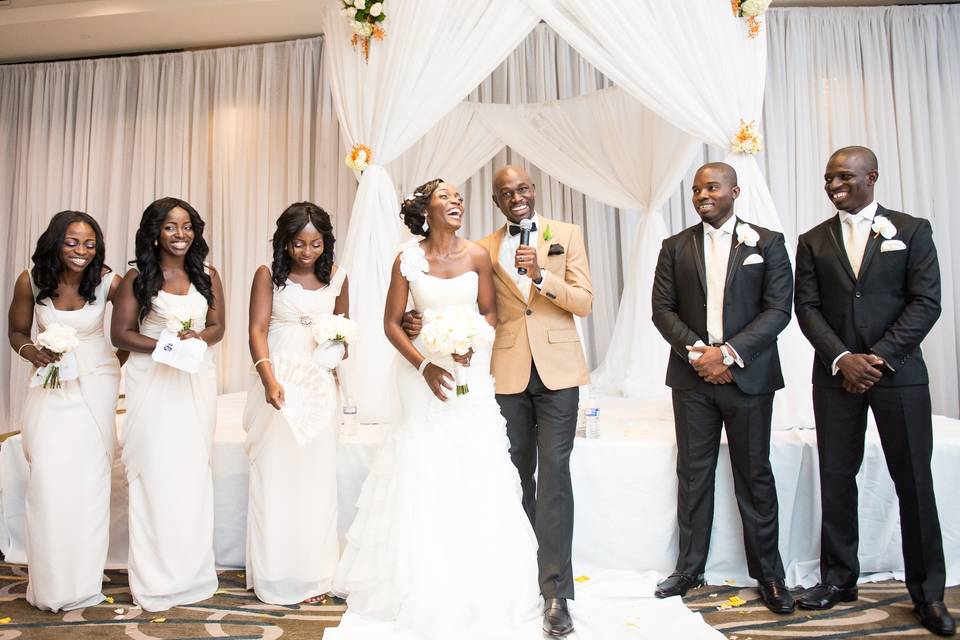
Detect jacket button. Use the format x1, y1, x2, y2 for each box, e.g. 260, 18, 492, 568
525, 309, 533, 316
855, 291, 862, 298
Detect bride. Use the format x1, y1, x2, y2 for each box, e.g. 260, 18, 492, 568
332, 179, 541, 639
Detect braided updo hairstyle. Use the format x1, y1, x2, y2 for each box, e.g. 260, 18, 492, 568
399, 178, 444, 237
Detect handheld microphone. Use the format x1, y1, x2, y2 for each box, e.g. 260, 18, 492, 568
517, 218, 533, 276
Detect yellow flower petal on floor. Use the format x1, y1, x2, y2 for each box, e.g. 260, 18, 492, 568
150, 616, 166, 623
574, 575, 591, 583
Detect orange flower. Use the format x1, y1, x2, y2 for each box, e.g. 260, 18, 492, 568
730, 0, 741, 16
372, 25, 386, 41
346, 143, 373, 172
730, 119, 762, 154
746, 15, 761, 39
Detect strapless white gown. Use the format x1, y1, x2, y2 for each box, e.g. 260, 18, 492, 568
331, 244, 541, 640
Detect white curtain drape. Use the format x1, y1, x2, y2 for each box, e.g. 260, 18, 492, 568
0, 37, 356, 429
320, 0, 539, 422
758, 6, 960, 416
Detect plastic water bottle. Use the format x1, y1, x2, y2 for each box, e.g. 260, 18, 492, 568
341, 397, 358, 436
585, 403, 600, 440
576, 402, 587, 438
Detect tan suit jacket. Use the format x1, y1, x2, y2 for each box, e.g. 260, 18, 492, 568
476, 216, 593, 394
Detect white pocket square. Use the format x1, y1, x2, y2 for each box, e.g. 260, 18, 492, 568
742, 254, 764, 266
880, 240, 906, 252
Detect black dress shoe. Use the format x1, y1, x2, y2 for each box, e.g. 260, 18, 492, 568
654, 572, 704, 599
796, 583, 858, 610
542, 597, 574, 637
758, 578, 795, 614
914, 601, 956, 636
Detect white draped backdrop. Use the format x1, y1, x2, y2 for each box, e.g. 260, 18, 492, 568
1, 5, 959, 429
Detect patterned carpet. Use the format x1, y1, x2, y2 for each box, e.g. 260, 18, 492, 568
0, 563, 954, 638
696, 581, 960, 638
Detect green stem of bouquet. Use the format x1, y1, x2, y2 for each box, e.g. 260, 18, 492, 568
42, 364, 61, 389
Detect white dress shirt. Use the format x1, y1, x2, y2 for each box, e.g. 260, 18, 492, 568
499, 212, 541, 300
831, 201, 886, 375
688, 216, 743, 367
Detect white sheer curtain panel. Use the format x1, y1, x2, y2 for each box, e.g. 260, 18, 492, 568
760, 6, 960, 416
320, 0, 538, 422
0, 37, 357, 429
473, 88, 701, 407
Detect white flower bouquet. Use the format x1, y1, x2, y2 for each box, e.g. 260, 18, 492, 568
164, 303, 198, 333
33, 323, 80, 389
419, 306, 495, 396
311, 314, 359, 370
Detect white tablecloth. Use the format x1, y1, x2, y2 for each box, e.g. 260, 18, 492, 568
1, 392, 957, 588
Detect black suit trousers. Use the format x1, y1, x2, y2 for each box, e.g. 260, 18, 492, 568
672, 382, 784, 582
812, 383, 945, 603
496, 362, 579, 600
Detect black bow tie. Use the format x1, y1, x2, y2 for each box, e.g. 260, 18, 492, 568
509, 222, 537, 236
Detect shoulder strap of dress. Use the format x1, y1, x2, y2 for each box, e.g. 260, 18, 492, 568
330, 265, 347, 295
25, 270, 39, 299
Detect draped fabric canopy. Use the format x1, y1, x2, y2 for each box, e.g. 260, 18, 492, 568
326, 0, 789, 422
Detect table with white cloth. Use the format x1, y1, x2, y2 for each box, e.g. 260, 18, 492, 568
0, 392, 957, 588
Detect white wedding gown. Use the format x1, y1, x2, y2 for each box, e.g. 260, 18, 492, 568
331, 245, 541, 640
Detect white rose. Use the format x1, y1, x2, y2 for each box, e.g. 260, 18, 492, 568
36, 323, 80, 354
370, 2, 383, 17
353, 0, 365, 9
740, 0, 770, 16
346, 7, 357, 18
871, 215, 897, 240
736, 222, 760, 247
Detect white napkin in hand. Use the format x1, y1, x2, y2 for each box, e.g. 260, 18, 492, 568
30, 351, 79, 388
151, 330, 208, 373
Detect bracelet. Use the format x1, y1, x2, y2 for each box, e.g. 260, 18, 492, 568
16, 342, 36, 360
417, 358, 431, 375
253, 358, 271, 370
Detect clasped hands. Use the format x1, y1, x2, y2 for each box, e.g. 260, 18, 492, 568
837, 352, 885, 394
686, 345, 732, 384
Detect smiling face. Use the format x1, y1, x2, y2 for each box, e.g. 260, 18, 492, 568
691, 164, 739, 228
158, 206, 195, 257
287, 221, 324, 269
424, 182, 464, 232
492, 166, 537, 224
59, 221, 98, 275
824, 150, 878, 214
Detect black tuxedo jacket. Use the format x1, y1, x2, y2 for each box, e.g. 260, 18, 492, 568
652, 218, 793, 395
795, 206, 941, 387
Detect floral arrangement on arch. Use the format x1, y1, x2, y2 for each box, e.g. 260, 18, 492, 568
339, 0, 386, 61
731, 119, 762, 155
730, 0, 771, 39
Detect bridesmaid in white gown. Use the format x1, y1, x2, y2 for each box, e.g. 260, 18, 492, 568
331, 180, 540, 640
243, 201, 349, 605
111, 197, 225, 611
7, 211, 123, 612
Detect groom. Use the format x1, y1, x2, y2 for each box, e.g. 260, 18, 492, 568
404, 165, 592, 637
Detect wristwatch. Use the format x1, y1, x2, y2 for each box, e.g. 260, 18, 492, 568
719, 345, 735, 366
532, 268, 546, 286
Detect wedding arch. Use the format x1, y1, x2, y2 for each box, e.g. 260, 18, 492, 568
321, 0, 808, 424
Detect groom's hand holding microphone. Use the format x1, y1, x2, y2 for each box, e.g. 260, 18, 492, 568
514, 218, 542, 281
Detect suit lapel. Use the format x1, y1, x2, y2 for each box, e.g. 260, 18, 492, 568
489, 224, 527, 304
826, 216, 857, 284
724, 218, 744, 290
688, 226, 707, 295
857, 207, 886, 279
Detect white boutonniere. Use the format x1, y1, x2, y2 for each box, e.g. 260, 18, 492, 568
736, 222, 760, 247
871, 214, 897, 239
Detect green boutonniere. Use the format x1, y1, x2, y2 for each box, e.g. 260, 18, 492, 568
543, 225, 554, 242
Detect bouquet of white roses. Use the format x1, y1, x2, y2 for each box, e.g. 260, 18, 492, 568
419, 306, 495, 396
33, 323, 80, 389
311, 314, 359, 369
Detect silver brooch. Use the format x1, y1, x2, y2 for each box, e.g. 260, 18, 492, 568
299, 316, 313, 327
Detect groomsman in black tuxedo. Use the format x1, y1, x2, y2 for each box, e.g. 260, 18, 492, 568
795, 146, 954, 636
651, 162, 795, 614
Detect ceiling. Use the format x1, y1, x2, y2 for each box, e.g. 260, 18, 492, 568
0, 0, 956, 64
